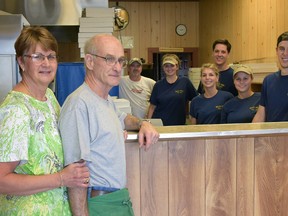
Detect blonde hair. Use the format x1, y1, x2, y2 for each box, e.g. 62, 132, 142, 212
200, 63, 219, 77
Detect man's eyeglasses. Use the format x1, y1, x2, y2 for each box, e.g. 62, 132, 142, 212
89, 53, 128, 68
23, 53, 58, 64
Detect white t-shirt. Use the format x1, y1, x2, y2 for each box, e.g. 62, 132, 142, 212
119, 76, 155, 118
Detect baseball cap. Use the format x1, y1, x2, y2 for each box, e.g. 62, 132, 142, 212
162, 56, 178, 66
129, 57, 142, 66
233, 64, 253, 78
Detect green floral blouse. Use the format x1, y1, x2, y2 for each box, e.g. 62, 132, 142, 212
0, 89, 71, 216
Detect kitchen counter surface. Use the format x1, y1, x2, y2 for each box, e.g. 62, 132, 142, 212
127, 121, 288, 140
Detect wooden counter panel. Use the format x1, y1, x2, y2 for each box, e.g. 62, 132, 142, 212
236, 137, 254, 216
126, 140, 141, 216
254, 136, 288, 216
141, 141, 169, 216
169, 140, 205, 216
206, 138, 236, 216
126, 132, 288, 216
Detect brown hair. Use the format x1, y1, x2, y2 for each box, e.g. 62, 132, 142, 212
14, 26, 58, 75
277, 31, 288, 47
212, 39, 232, 53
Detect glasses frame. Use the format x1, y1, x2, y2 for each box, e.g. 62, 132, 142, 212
89, 53, 128, 68
23, 53, 58, 64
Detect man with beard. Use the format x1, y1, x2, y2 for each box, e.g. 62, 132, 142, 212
198, 39, 238, 96
119, 58, 156, 119
253, 31, 288, 122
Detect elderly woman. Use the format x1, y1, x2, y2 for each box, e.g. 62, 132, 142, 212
189, 63, 233, 124
0, 26, 89, 215
221, 64, 261, 123
147, 54, 198, 125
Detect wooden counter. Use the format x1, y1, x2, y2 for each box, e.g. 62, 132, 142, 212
125, 122, 288, 216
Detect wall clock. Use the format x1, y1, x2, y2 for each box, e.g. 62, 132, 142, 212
175, 24, 187, 36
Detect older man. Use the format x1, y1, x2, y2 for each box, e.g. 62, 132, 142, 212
119, 57, 155, 119
59, 34, 159, 216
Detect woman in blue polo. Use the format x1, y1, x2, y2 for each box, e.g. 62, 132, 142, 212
189, 63, 233, 124
147, 54, 198, 126
221, 64, 260, 123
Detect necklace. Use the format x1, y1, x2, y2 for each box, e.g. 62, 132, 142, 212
21, 81, 33, 96
20, 81, 47, 101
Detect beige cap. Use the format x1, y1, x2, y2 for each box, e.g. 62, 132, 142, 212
162, 56, 178, 66
233, 64, 253, 78
129, 57, 142, 65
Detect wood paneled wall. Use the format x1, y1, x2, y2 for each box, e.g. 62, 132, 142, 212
109, 2, 199, 64
57, 1, 288, 67
126, 134, 288, 216
199, 0, 288, 65
108, 0, 288, 66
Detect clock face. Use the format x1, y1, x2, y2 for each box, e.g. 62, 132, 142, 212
176, 24, 187, 36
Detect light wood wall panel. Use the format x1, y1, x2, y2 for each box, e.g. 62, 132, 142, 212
57, 0, 288, 66
199, 0, 288, 65
110, 2, 199, 63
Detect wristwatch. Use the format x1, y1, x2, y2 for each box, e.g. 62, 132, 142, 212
138, 119, 151, 129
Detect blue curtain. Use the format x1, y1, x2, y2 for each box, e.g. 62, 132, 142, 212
55, 62, 119, 106
55, 62, 86, 106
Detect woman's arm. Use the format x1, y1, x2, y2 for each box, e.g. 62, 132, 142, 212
252, 105, 265, 122
190, 116, 197, 125
147, 104, 156, 119
0, 161, 89, 196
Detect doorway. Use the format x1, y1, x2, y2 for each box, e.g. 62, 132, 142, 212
147, 47, 199, 81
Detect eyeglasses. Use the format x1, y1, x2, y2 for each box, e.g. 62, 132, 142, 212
89, 53, 128, 68
23, 53, 58, 64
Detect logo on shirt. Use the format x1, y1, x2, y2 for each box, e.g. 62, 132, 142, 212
249, 106, 259, 112
215, 105, 224, 110
131, 88, 143, 93
175, 90, 184, 94
218, 83, 225, 89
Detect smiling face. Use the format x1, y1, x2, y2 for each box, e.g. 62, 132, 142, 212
18, 44, 57, 87
128, 62, 142, 80
201, 67, 219, 90
163, 63, 178, 77
234, 72, 253, 94
213, 44, 230, 68
276, 40, 288, 70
